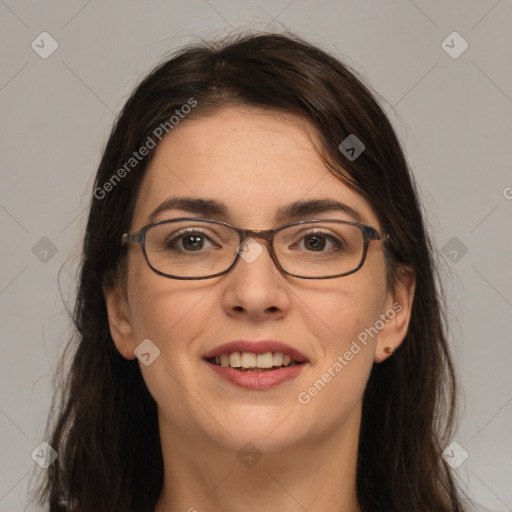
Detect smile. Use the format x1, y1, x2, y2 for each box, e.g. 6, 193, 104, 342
203, 340, 309, 390
207, 351, 303, 371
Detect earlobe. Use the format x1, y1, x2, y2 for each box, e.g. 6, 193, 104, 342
103, 282, 136, 359
374, 268, 415, 363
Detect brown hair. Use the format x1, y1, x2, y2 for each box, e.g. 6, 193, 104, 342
33, 31, 470, 511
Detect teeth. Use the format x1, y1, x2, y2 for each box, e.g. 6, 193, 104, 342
229, 352, 242, 368
273, 352, 283, 366
256, 352, 274, 368
241, 352, 257, 368
210, 351, 301, 370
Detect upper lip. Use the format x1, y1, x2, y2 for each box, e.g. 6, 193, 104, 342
204, 340, 308, 363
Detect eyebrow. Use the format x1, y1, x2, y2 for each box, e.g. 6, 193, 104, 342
148, 196, 365, 224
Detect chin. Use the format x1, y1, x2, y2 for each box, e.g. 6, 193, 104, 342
199, 405, 308, 453
213, 427, 303, 455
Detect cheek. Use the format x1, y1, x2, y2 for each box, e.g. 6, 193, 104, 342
295, 263, 386, 415
129, 279, 210, 347
126, 275, 216, 414
126, 260, 222, 376
297, 292, 378, 427
340, 253, 389, 336
306, 263, 387, 348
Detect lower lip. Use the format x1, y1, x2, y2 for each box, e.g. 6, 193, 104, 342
205, 360, 307, 390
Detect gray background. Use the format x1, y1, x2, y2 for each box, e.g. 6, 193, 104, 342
1, 1, 511, 511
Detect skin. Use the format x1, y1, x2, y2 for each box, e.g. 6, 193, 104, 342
104, 106, 415, 512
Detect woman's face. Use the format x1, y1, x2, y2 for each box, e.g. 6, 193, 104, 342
105, 106, 412, 453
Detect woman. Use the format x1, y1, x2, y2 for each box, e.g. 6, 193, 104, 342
34, 32, 470, 511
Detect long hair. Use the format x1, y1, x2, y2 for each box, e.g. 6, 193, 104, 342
33, 31, 470, 511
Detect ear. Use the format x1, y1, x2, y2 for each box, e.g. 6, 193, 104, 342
374, 267, 415, 363
103, 280, 137, 360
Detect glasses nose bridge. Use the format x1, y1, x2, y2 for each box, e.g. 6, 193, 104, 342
240, 226, 275, 243
238, 227, 278, 255
236, 226, 281, 267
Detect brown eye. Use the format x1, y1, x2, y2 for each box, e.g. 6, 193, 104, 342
292, 231, 343, 253
166, 231, 216, 252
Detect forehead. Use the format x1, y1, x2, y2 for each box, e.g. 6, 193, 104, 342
131, 106, 379, 229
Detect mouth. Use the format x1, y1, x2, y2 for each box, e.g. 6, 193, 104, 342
206, 351, 305, 372
203, 340, 309, 390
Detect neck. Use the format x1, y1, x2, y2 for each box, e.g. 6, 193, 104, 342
155, 405, 362, 512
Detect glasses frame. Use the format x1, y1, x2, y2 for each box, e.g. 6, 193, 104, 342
121, 217, 387, 280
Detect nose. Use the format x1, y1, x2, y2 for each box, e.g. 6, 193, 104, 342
221, 236, 291, 321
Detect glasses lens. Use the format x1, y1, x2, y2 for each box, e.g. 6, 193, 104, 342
274, 221, 365, 277
145, 220, 239, 278
144, 220, 366, 279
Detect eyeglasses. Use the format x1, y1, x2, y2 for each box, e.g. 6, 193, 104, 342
121, 217, 387, 280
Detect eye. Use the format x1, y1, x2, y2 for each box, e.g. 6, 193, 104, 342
165, 230, 219, 252
293, 231, 343, 252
